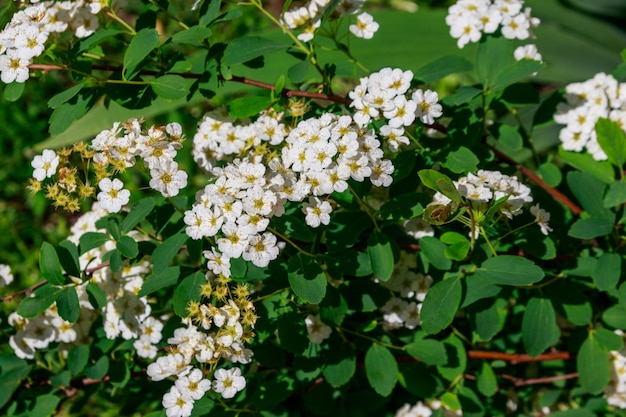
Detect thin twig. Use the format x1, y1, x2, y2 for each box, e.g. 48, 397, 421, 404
467, 350, 573, 364
28, 64, 352, 104
1, 280, 47, 302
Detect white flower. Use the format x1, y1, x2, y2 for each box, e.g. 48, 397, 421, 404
305, 314, 332, 344
149, 160, 188, 197
175, 368, 212, 401
162, 386, 194, 417
134, 337, 158, 359
412, 89, 443, 125
350, 12, 379, 40
31, 149, 59, 181
97, 178, 130, 213
242, 232, 280, 268
514, 44, 542, 62
204, 248, 232, 277
212, 368, 247, 399
302, 197, 332, 228
530, 204, 552, 235
0, 49, 30, 83
0, 264, 14, 287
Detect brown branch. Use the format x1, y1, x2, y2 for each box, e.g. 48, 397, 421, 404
467, 350, 573, 364
499, 372, 579, 387
85, 261, 110, 276
28, 64, 352, 104
1, 280, 47, 302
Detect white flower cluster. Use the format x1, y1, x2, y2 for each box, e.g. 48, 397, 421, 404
606, 334, 626, 409
305, 314, 332, 344
380, 252, 432, 330
554, 72, 626, 161
0, 264, 13, 287
91, 118, 188, 211
189, 104, 400, 274
147, 300, 253, 416
349, 67, 443, 148
430, 169, 551, 236
0, 1, 102, 83
446, 0, 540, 48
282, 0, 369, 42
9, 203, 164, 360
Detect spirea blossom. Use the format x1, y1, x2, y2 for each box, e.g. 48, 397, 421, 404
350, 12, 379, 39
212, 368, 247, 399
446, 0, 540, 48
554, 72, 626, 161
0, 264, 13, 287
31, 149, 59, 181
97, 178, 130, 213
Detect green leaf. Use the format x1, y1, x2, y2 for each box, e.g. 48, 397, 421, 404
548, 281, 592, 327
419, 236, 452, 271
497, 124, 523, 151
139, 266, 181, 297
85, 356, 109, 380
538, 162, 563, 187
476, 36, 511, 88
365, 344, 398, 397
173, 271, 204, 318
491, 59, 543, 91
86, 282, 107, 309
151, 75, 191, 100
406, 338, 448, 366
56, 287, 80, 323
49, 90, 98, 135
199, 0, 222, 25
3, 81, 25, 102
596, 118, 626, 168
79, 232, 110, 254
567, 171, 612, 216
227, 96, 272, 118
469, 298, 507, 341
421, 276, 462, 335
474, 255, 544, 286
522, 297, 560, 357
171, 25, 212, 46
288, 60, 310, 83
568, 217, 615, 239
377, 193, 428, 221
414, 55, 473, 83
418, 169, 462, 203
604, 181, 626, 208
0, 356, 32, 409
73, 29, 122, 56
577, 333, 611, 394
116, 235, 139, 259
123, 28, 161, 80
40, 242, 65, 285
592, 252, 621, 291
17, 284, 62, 318
477, 362, 497, 397
559, 148, 614, 184
595, 328, 624, 351
437, 334, 467, 381
152, 231, 188, 274
222, 36, 290, 66
367, 232, 395, 281
122, 198, 155, 233
29, 394, 60, 417
323, 343, 356, 388
603, 305, 626, 329
68, 345, 90, 376
461, 275, 501, 308
287, 254, 327, 304
57, 240, 80, 278
440, 146, 479, 174
48, 83, 84, 109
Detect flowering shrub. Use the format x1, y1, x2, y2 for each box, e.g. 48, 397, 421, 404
2, 0, 626, 416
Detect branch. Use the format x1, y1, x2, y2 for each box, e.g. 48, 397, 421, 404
1, 280, 47, 302
28, 64, 352, 105
467, 350, 573, 364
499, 372, 579, 386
